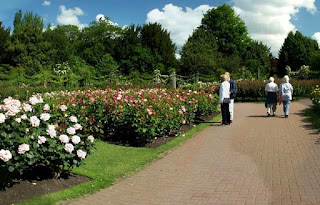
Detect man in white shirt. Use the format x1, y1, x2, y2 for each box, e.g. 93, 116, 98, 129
265, 77, 278, 117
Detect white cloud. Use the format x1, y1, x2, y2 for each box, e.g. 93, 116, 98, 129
57, 5, 87, 29
42, 1, 51, 6
146, 4, 212, 48
233, 0, 317, 56
95, 14, 119, 26
312, 32, 320, 46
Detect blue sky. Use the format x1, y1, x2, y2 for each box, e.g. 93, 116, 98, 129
0, 0, 320, 56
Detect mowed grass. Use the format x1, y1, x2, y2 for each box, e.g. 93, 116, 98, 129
20, 114, 221, 205
304, 107, 320, 132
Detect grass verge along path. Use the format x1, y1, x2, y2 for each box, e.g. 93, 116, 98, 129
19, 115, 221, 205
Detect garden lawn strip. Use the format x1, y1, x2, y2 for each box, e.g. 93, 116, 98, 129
18, 114, 221, 205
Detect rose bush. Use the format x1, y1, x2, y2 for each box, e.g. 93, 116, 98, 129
43, 87, 219, 145
311, 85, 320, 112
0, 95, 95, 187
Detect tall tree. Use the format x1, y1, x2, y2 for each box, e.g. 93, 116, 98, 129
277, 31, 319, 75
180, 28, 218, 75
141, 23, 177, 71
0, 21, 11, 64
9, 10, 48, 75
200, 4, 250, 57
79, 17, 122, 66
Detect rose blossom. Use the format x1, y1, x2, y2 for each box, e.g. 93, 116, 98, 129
21, 114, 28, 120
23, 103, 32, 112
60, 105, 67, 111
64, 143, 74, 153
69, 116, 77, 123
29, 96, 44, 105
88, 135, 94, 142
3, 97, 21, 116
30, 116, 40, 127
74, 124, 83, 130
43, 104, 50, 111
38, 136, 47, 144
0, 113, 5, 123
18, 143, 30, 154
40, 113, 51, 121
181, 120, 186, 125
30, 135, 34, 140
15, 118, 22, 123
72, 135, 81, 145
67, 127, 76, 135
0, 149, 12, 162
25, 128, 30, 133
47, 125, 56, 138
59, 135, 69, 143
77, 150, 87, 159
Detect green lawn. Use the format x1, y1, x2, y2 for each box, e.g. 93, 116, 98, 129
20, 115, 221, 205
304, 107, 320, 132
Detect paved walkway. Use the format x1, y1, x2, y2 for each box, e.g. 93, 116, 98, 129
66, 99, 320, 205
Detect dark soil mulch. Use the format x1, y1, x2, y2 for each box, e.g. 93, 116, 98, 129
0, 173, 91, 205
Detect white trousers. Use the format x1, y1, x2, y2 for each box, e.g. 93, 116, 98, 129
229, 99, 234, 120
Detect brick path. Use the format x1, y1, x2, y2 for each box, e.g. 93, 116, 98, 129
65, 99, 320, 205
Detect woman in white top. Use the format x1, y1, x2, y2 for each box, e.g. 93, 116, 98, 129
219, 74, 230, 125
279, 75, 294, 118
265, 77, 278, 117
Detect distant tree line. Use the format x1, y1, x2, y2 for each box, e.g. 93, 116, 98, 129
0, 4, 319, 86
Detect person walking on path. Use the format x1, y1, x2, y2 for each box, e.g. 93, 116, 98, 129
225, 72, 237, 123
279, 75, 294, 118
219, 74, 231, 125
265, 77, 278, 117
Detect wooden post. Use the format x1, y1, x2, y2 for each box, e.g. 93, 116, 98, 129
196, 72, 199, 83
172, 72, 176, 89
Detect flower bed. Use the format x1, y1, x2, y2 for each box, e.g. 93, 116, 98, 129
0, 95, 95, 188
311, 85, 320, 113
43, 88, 219, 146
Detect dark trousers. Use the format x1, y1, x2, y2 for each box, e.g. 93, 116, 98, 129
221, 103, 230, 124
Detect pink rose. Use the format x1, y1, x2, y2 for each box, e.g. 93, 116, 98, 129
69, 116, 77, 123
0, 113, 6, 123
30, 116, 40, 127
88, 135, 94, 143
43, 104, 50, 111
38, 136, 47, 144
0, 149, 12, 162
18, 143, 30, 154
60, 105, 67, 111
59, 135, 69, 143
64, 143, 74, 153
40, 113, 51, 121
77, 150, 87, 159
74, 124, 83, 130
67, 127, 76, 135
72, 135, 81, 145
181, 120, 186, 125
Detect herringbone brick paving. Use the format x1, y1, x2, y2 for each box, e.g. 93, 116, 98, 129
65, 99, 320, 204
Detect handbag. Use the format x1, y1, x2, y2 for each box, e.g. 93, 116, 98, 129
223, 98, 231, 104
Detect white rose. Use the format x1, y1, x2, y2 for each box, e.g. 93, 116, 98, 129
18, 143, 30, 154
0, 113, 6, 123
29, 96, 43, 105
21, 114, 28, 120
74, 124, 83, 130
23, 103, 32, 112
15, 118, 21, 123
72, 135, 81, 145
30, 116, 40, 127
59, 135, 69, 143
69, 116, 77, 123
60, 105, 67, 111
88, 135, 94, 143
0, 149, 12, 162
77, 150, 87, 159
64, 143, 74, 153
43, 104, 50, 111
67, 127, 76, 135
38, 136, 47, 144
47, 125, 57, 138
40, 113, 51, 121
